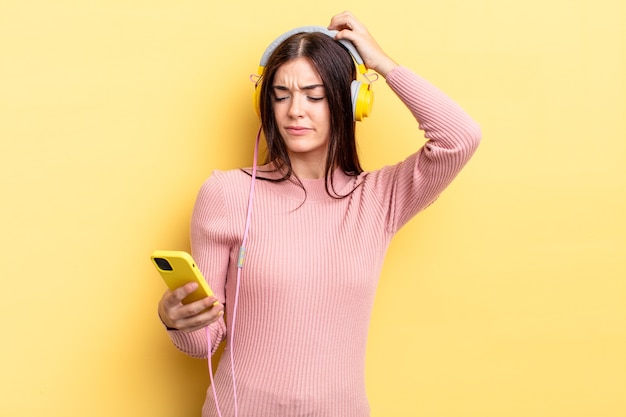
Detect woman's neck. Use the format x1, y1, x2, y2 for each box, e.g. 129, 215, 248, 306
289, 154, 328, 180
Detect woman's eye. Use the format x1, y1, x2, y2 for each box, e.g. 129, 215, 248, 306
308, 96, 324, 102
274, 96, 289, 102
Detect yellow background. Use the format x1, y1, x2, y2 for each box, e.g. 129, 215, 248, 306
1, 0, 624, 416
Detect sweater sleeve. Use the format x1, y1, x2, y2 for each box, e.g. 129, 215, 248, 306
165, 174, 231, 358
371, 66, 481, 233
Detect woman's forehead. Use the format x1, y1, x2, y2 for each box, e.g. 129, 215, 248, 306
273, 58, 322, 85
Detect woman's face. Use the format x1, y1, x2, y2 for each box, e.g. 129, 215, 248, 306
272, 58, 331, 167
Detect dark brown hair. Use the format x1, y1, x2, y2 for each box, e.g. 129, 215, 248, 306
257, 31, 362, 197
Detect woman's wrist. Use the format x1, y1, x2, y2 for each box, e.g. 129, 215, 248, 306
374, 57, 399, 78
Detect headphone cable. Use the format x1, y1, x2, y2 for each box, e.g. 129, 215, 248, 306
206, 124, 261, 417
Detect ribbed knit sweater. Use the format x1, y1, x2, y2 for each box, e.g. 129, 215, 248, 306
167, 66, 481, 417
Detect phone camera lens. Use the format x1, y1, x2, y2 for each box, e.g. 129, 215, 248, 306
154, 257, 173, 271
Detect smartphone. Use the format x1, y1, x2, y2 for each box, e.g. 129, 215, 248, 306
150, 250, 214, 304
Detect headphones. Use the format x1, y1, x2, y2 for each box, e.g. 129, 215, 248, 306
253, 26, 374, 121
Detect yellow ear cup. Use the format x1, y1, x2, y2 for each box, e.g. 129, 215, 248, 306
351, 80, 374, 122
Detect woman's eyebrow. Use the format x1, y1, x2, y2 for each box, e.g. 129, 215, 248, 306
272, 84, 325, 91
302, 84, 325, 91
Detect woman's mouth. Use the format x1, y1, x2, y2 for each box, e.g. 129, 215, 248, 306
285, 126, 311, 136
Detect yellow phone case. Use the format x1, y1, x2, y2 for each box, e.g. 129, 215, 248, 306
150, 250, 214, 304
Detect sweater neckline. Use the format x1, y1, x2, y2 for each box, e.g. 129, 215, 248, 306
253, 164, 356, 202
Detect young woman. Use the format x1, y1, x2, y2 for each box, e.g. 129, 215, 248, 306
158, 11, 481, 417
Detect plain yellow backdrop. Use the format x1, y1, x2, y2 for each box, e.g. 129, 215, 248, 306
1, 0, 624, 416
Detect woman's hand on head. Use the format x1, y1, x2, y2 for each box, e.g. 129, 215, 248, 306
158, 282, 224, 333
328, 11, 398, 77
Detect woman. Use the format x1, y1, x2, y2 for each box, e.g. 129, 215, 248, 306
158, 11, 481, 417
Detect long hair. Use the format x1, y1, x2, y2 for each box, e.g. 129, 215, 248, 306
257, 32, 362, 197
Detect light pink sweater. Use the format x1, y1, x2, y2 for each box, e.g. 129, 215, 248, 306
168, 66, 481, 417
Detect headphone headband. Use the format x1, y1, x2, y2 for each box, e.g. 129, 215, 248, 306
253, 25, 373, 121
257, 26, 367, 76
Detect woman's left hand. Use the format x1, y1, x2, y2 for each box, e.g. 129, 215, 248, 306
328, 11, 398, 77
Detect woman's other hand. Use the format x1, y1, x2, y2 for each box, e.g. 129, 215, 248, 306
328, 11, 398, 77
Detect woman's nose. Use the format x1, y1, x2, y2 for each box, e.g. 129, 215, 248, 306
287, 95, 304, 118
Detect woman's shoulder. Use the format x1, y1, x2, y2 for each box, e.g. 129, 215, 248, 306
195, 168, 252, 202
208, 167, 249, 182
